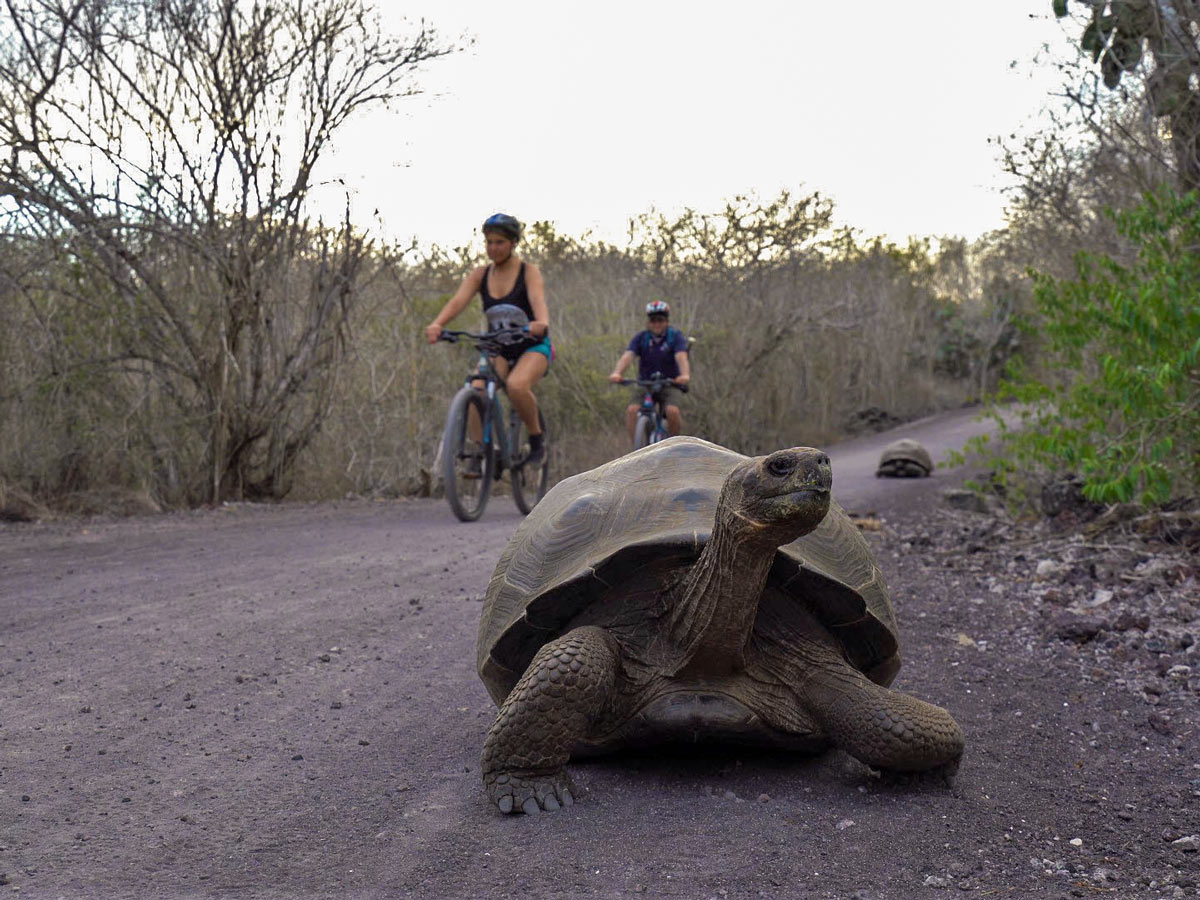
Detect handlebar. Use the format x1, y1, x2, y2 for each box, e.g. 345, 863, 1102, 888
614, 377, 689, 394
437, 326, 545, 349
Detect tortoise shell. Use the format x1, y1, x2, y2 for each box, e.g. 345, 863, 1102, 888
477, 437, 901, 705
876, 438, 934, 476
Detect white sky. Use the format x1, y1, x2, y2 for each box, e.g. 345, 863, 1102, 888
318, 1, 1076, 250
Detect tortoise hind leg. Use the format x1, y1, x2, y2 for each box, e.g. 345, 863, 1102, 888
804, 667, 964, 777
482, 626, 619, 814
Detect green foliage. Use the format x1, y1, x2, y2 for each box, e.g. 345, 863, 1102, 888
969, 187, 1200, 506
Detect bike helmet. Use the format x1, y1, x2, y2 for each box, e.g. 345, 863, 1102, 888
482, 213, 522, 243
645, 300, 670, 317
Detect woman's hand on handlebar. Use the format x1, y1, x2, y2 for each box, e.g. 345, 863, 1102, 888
672, 374, 690, 387
528, 321, 549, 338
608, 372, 624, 384
424, 322, 443, 344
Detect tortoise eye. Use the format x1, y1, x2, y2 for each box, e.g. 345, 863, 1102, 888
766, 455, 794, 478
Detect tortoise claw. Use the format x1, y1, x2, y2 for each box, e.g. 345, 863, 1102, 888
485, 767, 577, 815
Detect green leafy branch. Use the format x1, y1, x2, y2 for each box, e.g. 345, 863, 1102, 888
961, 186, 1200, 507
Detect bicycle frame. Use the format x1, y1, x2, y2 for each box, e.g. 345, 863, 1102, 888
464, 352, 523, 475
636, 386, 670, 442
441, 327, 538, 471
438, 326, 551, 521
617, 375, 687, 449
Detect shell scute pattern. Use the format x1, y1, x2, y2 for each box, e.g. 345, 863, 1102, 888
671, 487, 716, 511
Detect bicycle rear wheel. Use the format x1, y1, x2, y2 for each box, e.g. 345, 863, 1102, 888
442, 386, 493, 522
510, 410, 549, 515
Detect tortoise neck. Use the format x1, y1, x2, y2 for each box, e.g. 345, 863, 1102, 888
670, 511, 777, 673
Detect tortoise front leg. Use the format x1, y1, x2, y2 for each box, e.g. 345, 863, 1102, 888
806, 667, 965, 777
481, 626, 619, 814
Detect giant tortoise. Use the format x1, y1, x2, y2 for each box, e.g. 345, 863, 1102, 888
476, 437, 963, 813
876, 438, 934, 478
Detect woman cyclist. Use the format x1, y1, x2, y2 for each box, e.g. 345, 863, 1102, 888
425, 213, 551, 467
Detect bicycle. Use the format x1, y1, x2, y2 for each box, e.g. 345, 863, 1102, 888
615, 374, 689, 450
437, 327, 550, 522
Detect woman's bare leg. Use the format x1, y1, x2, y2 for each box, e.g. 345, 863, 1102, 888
496, 352, 547, 435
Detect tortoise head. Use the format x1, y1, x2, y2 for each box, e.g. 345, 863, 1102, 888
717, 447, 832, 545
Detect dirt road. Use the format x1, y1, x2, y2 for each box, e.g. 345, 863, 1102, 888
2, 407, 1196, 899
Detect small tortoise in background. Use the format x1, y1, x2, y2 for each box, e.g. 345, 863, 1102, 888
876, 438, 934, 478
476, 437, 963, 814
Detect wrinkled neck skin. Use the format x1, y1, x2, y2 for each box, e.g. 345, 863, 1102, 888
669, 504, 779, 675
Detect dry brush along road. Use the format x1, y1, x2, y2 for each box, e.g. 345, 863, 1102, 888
1, 406, 1197, 900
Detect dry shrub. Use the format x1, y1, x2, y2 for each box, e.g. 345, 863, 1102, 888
296, 193, 1017, 497
3, 192, 1022, 508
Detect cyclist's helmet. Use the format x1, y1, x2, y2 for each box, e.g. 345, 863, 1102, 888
645, 300, 670, 318
482, 213, 522, 243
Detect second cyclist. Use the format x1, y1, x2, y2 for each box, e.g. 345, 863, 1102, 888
607, 300, 691, 442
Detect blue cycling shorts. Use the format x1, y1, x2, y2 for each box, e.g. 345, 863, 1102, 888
501, 335, 554, 367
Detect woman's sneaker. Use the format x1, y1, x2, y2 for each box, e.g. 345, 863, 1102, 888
523, 436, 545, 467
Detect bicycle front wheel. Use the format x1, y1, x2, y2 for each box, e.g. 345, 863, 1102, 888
510, 410, 549, 515
632, 415, 653, 450
442, 386, 493, 522
649, 415, 670, 445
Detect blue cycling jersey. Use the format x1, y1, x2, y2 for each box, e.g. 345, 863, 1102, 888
628, 327, 688, 380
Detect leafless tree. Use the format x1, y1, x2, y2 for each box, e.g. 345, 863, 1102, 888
0, 0, 452, 502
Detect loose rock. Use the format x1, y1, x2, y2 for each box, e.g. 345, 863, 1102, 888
1049, 612, 1106, 643
1035, 559, 1070, 581
1172, 835, 1200, 852
942, 489, 990, 515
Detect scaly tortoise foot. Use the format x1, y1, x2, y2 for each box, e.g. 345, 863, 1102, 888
485, 767, 576, 814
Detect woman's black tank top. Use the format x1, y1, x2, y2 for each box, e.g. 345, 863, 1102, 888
480, 263, 534, 320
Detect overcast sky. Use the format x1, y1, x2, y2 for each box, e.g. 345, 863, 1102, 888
316, 2, 1076, 250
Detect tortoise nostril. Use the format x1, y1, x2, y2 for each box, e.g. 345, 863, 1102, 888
816, 453, 830, 467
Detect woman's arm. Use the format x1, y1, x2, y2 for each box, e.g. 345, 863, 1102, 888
525, 263, 550, 337
425, 267, 485, 343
